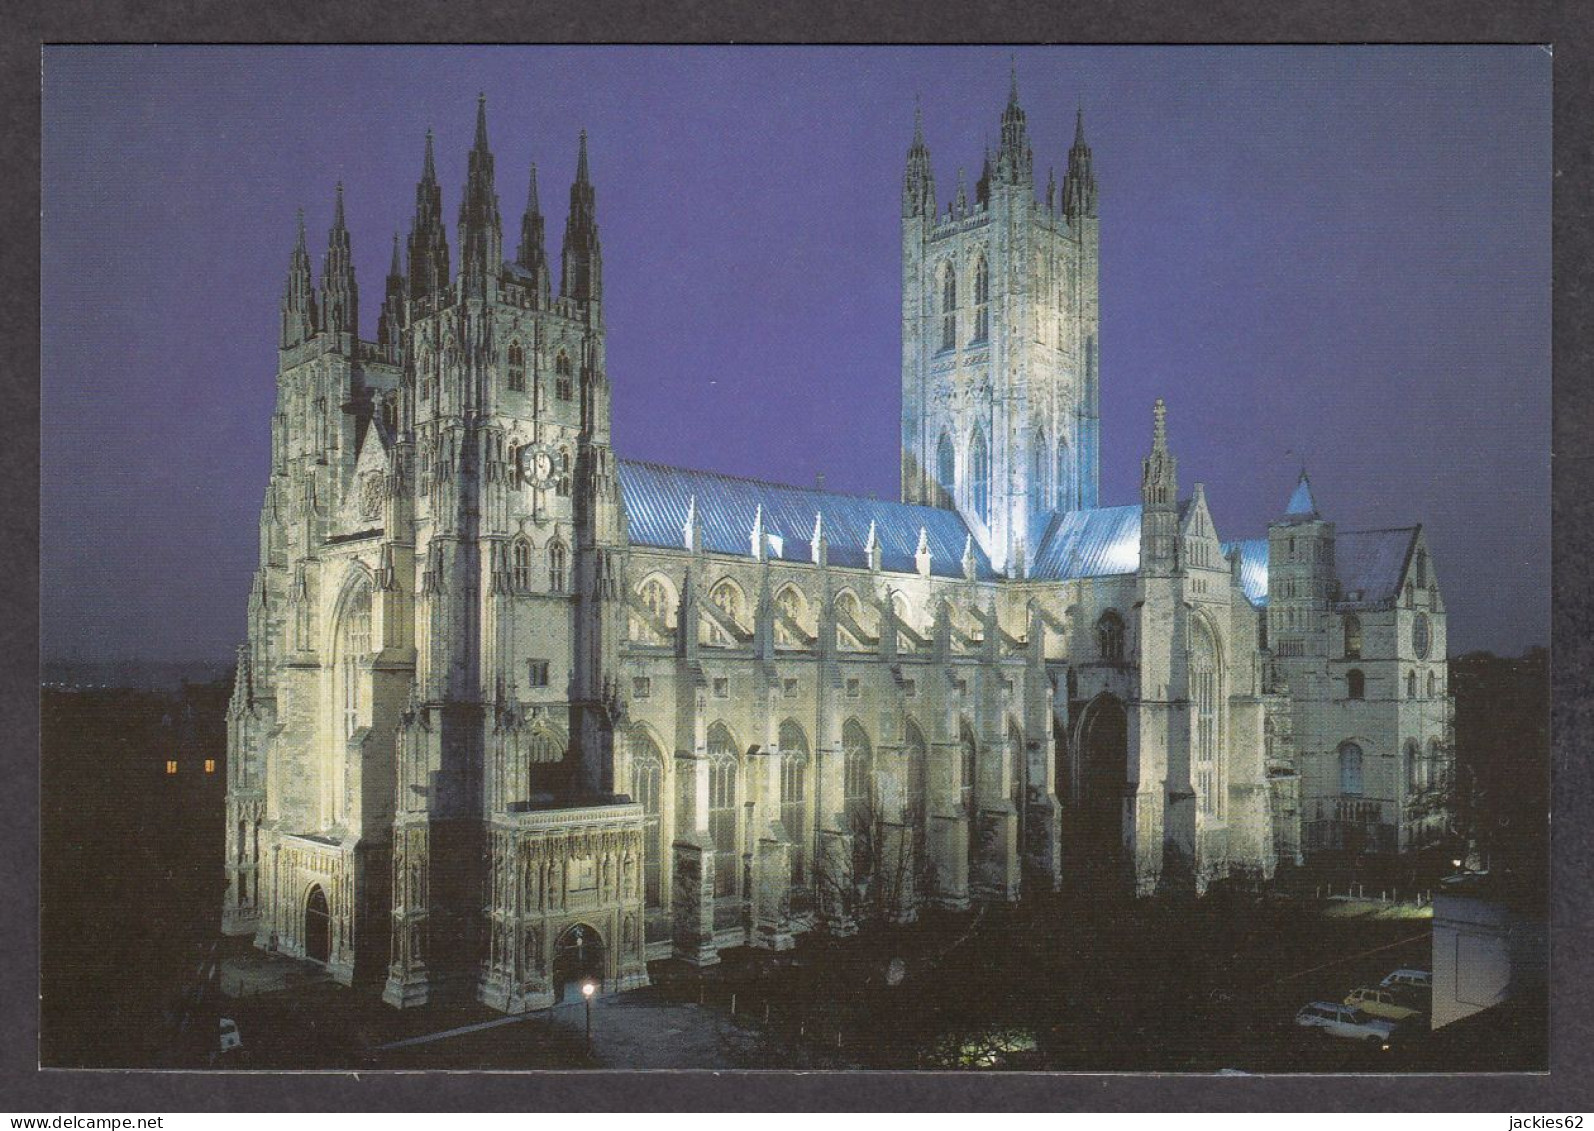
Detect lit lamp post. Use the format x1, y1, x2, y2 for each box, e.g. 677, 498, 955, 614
582, 980, 596, 1057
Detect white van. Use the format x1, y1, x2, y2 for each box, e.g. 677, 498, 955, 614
1380, 968, 1433, 993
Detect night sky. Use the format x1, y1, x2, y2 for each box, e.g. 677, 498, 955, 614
41, 46, 1549, 663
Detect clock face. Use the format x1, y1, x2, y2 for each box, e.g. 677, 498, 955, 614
520, 444, 557, 490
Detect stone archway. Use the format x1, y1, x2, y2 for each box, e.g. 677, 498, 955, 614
552, 922, 605, 1004
1069, 694, 1130, 886
304, 884, 331, 965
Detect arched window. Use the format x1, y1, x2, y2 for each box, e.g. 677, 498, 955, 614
1343, 614, 1362, 659
835, 590, 864, 652
959, 721, 977, 812
936, 431, 956, 508
1338, 741, 1364, 796
555, 351, 573, 401
511, 537, 532, 591
1428, 670, 1439, 698
778, 720, 809, 885
704, 579, 744, 647
972, 255, 989, 343
1428, 738, 1444, 791
630, 730, 665, 908
1029, 426, 1050, 515
1405, 738, 1422, 792
632, 575, 675, 644
891, 591, 915, 652
548, 541, 568, 593
774, 584, 807, 648
1406, 670, 1418, 699
1347, 669, 1365, 700
940, 263, 957, 352
337, 578, 373, 745
1415, 550, 1428, 589
506, 342, 526, 392
969, 426, 990, 524
707, 724, 739, 900
843, 719, 873, 834
1097, 610, 1125, 663
1190, 617, 1222, 817
1404, 582, 1414, 609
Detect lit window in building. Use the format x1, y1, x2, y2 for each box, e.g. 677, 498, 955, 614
166, 760, 178, 775
204, 759, 216, 774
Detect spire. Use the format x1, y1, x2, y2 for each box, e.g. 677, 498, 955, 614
683, 495, 701, 552
915, 526, 933, 577
319, 181, 359, 341
750, 504, 766, 560
1140, 398, 1180, 572
1063, 106, 1098, 222
280, 207, 318, 348
976, 143, 992, 206
954, 166, 969, 216
515, 161, 551, 299
810, 511, 828, 566
458, 93, 502, 297
377, 231, 408, 362
902, 98, 936, 220
1045, 165, 1057, 212
1285, 470, 1320, 519
561, 129, 603, 304
408, 128, 451, 300
996, 59, 1033, 188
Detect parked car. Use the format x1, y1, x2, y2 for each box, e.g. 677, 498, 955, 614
1293, 1002, 1397, 1046
219, 1017, 242, 1054
1380, 968, 1433, 993
1344, 987, 1424, 1024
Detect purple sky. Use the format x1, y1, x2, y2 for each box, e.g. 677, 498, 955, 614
41, 46, 1550, 662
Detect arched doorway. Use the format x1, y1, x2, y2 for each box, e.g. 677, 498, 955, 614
304, 884, 331, 965
1071, 695, 1130, 887
553, 923, 605, 1004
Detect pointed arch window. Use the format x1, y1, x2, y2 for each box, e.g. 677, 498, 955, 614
337, 578, 373, 745
1406, 670, 1418, 699
548, 540, 568, 593
506, 342, 526, 392
1029, 426, 1050, 514
1338, 741, 1364, 797
705, 579, 744, 647
1428, 670, 1439, 698
778, 720, 810, 885
633, 575, 675, 644
959, 722, 977, 812
1055, 436, 1071, 511
972, 255, 989, 343
1347, 669, 1365, 700
1343, 614, 1362, 659
1405, 738, 1423, 792
835, 590, 865, 652
969, 426, 990, 524
843, 719, 873, 832
940, 263, 957, 352
1190, 618, 1222, 818
936, 431, 956, 509
1096, 610, 1125, 663
1415, 550, 1428, 588
630, 730, 665, 908
707, 724, 739, 900
904, 720, 929, 862
511, 537, 532, 591
555, 351, 573, 401
774, 584, 807, 648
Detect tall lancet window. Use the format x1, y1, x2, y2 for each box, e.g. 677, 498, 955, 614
972, 255, 989, 343
969, 426, 990, 525
630, 729, 665, 909
936, 431, 956, 509
1055, 436, 1071, 512
1190, 617, 1222, 818
338, 579, 373, 743
707, 724, 740, 900
778, 720, 810, 885
555, 351, 573, 401
548, 540, 568, 593
940, 263, 957, 352
506, 342, 526, 392
1029, 426, 1050, 514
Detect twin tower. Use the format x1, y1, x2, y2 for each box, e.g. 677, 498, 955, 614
900, 74, 1101, 576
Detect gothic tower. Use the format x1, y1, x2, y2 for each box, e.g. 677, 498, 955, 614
900, 75, 1101, 575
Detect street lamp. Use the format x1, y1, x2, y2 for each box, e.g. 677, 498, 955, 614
582, 980, 596, 1057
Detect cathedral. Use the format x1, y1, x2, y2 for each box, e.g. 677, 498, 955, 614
221, 81, 1454, 1013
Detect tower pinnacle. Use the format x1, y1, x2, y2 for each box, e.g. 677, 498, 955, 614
458, 95, 502, 295
516, 161, 551, 298
902, 99, 936, 219
1063, 107, 1098, 221
408, 128, 450, 300
561, 130, 602, 305
280, 207, 318, 348
320, 181, 358, 341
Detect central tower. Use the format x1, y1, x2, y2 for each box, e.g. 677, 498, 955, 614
899, 76, 1100, 575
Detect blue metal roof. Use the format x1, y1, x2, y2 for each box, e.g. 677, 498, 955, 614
1030, 504, 1144, 581
616, 459, 995, 579
1221, 538, 1270, 607
1335, 527, 1418, 609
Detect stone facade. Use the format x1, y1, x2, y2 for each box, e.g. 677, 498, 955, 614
223, 82, 1454, 1012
